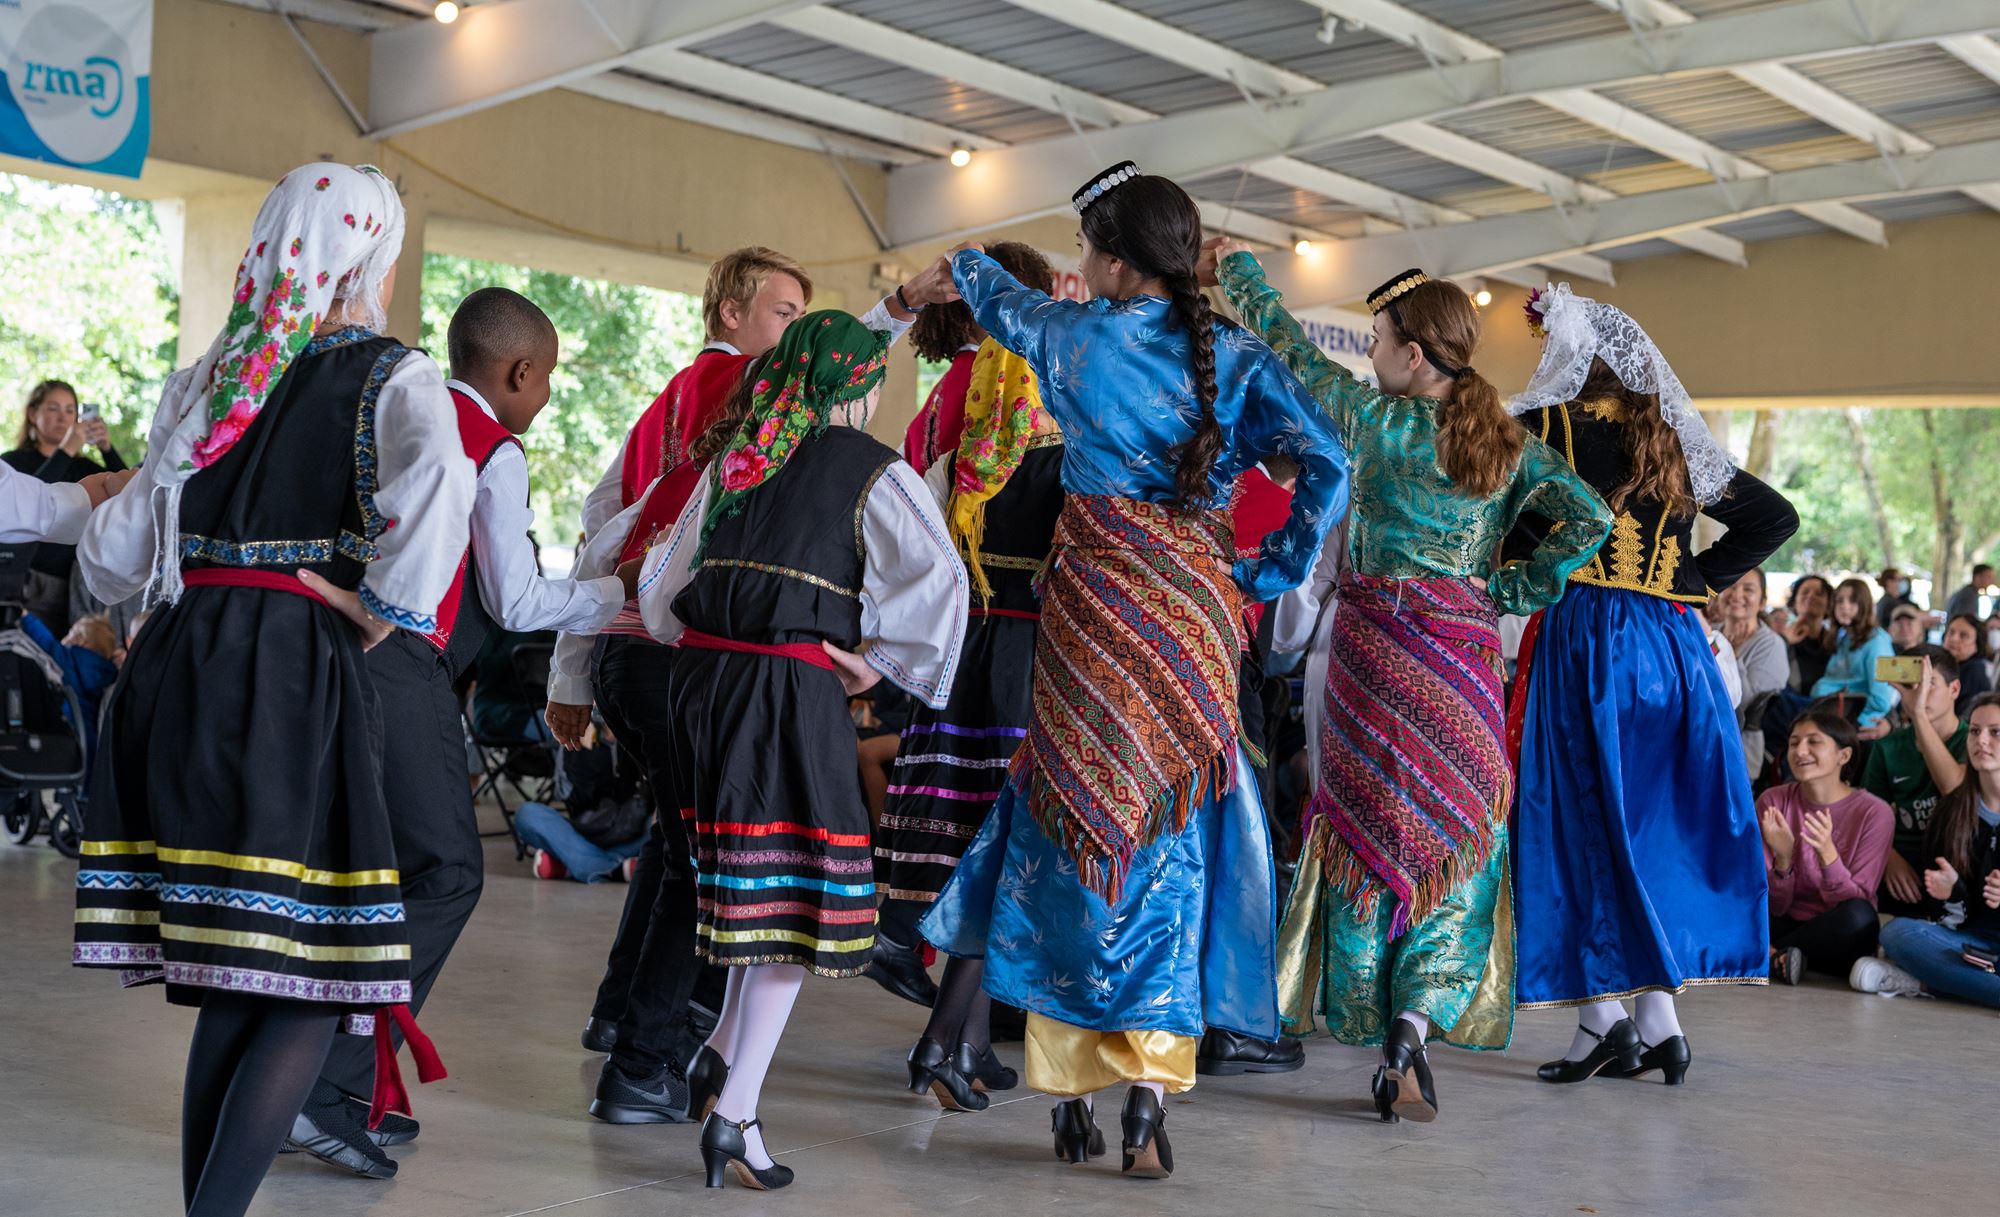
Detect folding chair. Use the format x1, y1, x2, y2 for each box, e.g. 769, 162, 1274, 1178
465, 639, 559, 858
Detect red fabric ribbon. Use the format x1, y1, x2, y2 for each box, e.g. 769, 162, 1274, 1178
368, 1004, 448, 1130
678, 628, 835, 670
968, 606, 1040, 621
181, 567, 329, 604
1504, 609, 1545, 772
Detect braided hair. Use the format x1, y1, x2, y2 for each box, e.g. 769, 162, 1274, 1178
1079, 174, 1222, 507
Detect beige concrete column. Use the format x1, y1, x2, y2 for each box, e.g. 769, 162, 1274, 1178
156, 190, 266, 367
387, 204, 428, 348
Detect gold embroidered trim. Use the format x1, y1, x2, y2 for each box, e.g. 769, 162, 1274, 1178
1578, 396, 1629, 423
1606, 513, 1645, 586
975, 551, 1044, 571
699, 558, 859, 598
1565, 567, 1713, 605
1023, 431, 1064, 452
1516, 975, 1768, 1010
854, 457, 893, 567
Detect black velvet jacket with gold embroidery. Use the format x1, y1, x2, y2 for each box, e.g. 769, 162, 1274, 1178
1503, 399, 1798, 604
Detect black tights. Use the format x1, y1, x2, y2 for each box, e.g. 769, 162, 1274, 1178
921, 956, 992, 1053
181, 991, 340, 1217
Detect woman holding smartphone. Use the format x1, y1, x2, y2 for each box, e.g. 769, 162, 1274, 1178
1853, 693, 2000, 1008
5, 380, 128, 632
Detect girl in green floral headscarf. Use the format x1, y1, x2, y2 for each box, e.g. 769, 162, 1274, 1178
696, 309, 889, 560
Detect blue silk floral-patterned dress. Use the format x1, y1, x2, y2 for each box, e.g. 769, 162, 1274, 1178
921, 249, 1348, 1090
1219, 252, 1611, 1051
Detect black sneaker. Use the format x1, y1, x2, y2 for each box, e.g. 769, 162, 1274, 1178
1195, 1027, 1306, 1075
588, 1058, 691, 1124
343, 1095, 420, 1146
863, 935, 938, 1008
287, 1081, 398, 1179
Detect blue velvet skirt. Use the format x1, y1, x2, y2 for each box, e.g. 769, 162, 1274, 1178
920, 745, 1280, 1041
1514, 584, 1769, 1006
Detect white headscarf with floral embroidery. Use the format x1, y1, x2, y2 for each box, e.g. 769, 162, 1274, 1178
138, 163, 404, 602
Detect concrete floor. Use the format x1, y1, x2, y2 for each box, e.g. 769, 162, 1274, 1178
2, 823, 1988, 1217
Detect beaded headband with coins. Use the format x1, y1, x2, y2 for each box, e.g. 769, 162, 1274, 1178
1363, 267, 1469, 381
1072, 160, 1141, 215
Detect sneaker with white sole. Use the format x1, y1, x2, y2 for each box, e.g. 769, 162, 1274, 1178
533, 849, 568, 881
1848, 955, 1925, 997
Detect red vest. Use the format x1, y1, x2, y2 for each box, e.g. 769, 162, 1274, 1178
603, 459, 709, 639
1231, 467, 1294, 635
902, 347, 978, 470
423, 388, 523, 652
618, 348, 755, 509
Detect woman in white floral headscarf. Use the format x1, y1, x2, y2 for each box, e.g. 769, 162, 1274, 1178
72, 163, 472, 1217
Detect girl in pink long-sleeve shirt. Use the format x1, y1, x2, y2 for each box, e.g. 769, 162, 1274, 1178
1759, 710, 1894, 982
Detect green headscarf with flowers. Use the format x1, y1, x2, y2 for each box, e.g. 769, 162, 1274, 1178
697, 309, 890, 560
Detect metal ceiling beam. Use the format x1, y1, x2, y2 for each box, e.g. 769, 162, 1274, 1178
1257, 135, 2000, 309
888, 0, 1997, 246
365, 0, 815, 138
1940, 34, 2000, 84
1596, 0, 2000, 214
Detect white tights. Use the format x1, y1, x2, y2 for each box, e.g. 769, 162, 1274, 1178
705, 963, 805, 1169
1565, 992, 1682, 1060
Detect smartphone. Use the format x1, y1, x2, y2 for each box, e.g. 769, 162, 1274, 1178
1875, 654, 1925, 685
1965, 946, 1998, 972
77, 401, 100, 423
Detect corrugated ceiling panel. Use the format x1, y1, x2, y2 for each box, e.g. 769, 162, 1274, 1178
1594, 237, 1686, 262
1602, 72, 1862, 159
1401, 0, 1630, 53
1437, 99, 1670, 179
1297, 135, 1515, 207
1119, 0, 1429, 85
1855, 192, 1987, 223
1711, 210, 1835, 242
1795, 45, 2000, 147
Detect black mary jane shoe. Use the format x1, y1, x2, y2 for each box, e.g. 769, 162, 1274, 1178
1050, 1098, 1105, 1164
907, 1037, 990, 1111
686, 1044, 729, 1123
1621, 1035, 1691, 1086
954, 1041, 1019, 1092
699, 1114, 794, 1191
864, 935, 939, 1008
1536, 1017, 1643, 1084
1375, 1020, 1438, 1123
1119, 1087, 1174, 1179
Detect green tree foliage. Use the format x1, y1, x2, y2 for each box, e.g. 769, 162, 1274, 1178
0, 174, 176, 457
419, 253, 704, 543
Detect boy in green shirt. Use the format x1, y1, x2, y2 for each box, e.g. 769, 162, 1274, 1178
1861, 644, 1966, 911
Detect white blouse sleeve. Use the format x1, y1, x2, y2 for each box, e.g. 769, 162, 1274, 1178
549, 483, 650, 706
1272, 521, 1344, 655
922, 455, 952, 514
3, 465, 90, 546
856, 297, 916, 349
859, 459, 968, 709
360, 352, 476, 631
634, 470, 713, 646
77, 366, 200, 605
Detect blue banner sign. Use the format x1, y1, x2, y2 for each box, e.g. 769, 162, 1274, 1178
0, 0, 152, 178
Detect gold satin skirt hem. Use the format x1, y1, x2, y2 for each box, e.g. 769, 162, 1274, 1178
1023, 1013, 1197, 1096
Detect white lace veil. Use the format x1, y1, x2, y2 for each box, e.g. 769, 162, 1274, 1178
1510, 283, 1736, 506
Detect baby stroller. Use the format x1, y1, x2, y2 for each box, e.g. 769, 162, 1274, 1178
0, 545, 91, 858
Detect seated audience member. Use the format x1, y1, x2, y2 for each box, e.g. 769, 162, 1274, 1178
1941, 613, 1994, 714
1716, 568, 1789, 773
1943, 563, 1993, 623
1759, 711, 1894, 982
1875, 566, 1916, 630
1851, 692, 2000, 1009
470, 626, 558, 743
1813, 577, 1895, 730
1888, 603, 1928, 653
1863, 647, 1965, 912
517, 725, 648, 882
18, 610, 119, 751
1777, 573, 1838, 692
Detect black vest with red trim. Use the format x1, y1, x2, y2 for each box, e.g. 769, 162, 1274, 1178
425, 387, 524, 676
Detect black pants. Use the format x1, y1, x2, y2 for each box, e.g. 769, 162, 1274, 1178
592, 637, 720, 1074
1771, 896, 1881, 975
320, 632, 485, 1097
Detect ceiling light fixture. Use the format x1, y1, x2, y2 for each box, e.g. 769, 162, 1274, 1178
948, 145, 972, 168
434, 1, 460, 23
1293, 238, 1314, 257
1472, 288, 1493, 308
1316, 14, 1339, 45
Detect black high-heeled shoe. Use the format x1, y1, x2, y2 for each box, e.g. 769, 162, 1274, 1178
1050, 1098, 1103, 1164
699, 1113, 793, 1191
907, 1037, 990, 1111
1370, 1066, 1399, 1123
954, 1041, 1019, 1092
1621, 1035, 1691, 1085
687, 1045, 729, 1122
1119, 1087, 1174, 1179
1536, 1017, 1642, 1084
1376, 1020, 1438, 1123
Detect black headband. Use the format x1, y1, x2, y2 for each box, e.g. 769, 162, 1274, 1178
1368, 267, 1469, 380
1072, 160, 1139, 215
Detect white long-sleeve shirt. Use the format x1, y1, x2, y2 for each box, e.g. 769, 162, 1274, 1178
1, 462, 90, 545
631, 447, 968, 710
80, 351, 475, 630
447, 379, 623, 635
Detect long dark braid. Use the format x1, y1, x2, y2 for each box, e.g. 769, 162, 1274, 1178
1163, 274, 1222, 506
1080, 174, 1224, 508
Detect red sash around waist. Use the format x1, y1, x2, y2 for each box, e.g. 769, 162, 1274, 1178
678, 628, 834, 670
182, 567, 329, 606
969, 606, 1039, 621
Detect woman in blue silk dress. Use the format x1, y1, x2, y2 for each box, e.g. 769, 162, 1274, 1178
1506, 285, 1798, 1088
922, 162, 1346, 1181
